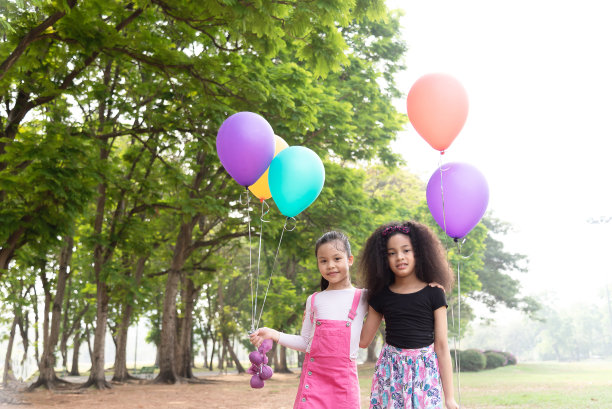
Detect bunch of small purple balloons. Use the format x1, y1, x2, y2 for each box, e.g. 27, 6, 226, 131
248, 339, 274, 388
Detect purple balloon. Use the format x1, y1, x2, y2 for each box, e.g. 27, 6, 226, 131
216, 112, 275, 187
249, 350, 264, 365
259, 364, 273, 380
250, 374, 265, 389
258, 338, 273, 354
426, 162, 489, 239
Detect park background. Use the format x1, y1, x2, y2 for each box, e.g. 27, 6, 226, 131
1, 0, 612, 407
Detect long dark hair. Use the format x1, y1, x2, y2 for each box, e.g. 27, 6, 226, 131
359, 221, 453, 302
315, 231, 352, 291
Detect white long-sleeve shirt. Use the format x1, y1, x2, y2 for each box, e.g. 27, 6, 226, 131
278, 287, 368, 359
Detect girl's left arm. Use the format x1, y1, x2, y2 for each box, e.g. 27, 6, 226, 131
434, 307, 459, 409
359, 306, 383, 349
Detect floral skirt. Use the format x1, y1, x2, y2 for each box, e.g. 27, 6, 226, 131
369, 343, 442, 409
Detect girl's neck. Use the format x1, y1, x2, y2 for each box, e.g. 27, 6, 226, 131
390, 275, 425, 292
326, 280, 353, 291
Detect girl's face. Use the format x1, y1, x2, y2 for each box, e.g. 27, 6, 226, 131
386, 233, 416, 279
317, 240, 353, 289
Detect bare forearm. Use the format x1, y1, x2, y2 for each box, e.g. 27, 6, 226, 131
435, 342, 455, 401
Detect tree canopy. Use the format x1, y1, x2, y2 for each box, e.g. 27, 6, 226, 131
0, 0, 536, 389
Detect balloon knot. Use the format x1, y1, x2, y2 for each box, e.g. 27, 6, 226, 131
440, 150, 445, 155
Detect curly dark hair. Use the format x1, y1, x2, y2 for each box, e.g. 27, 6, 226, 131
315, 231, 352, 291
359, 221, 453, 302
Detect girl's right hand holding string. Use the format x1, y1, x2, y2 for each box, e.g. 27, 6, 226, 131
249, 327, 280, 348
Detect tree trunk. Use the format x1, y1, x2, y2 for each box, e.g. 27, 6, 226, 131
219, 341, 226, 372
176, 275, 200, 378
110, 303, 135, 382
31, 287, 40, 367
2, 313, 18, 385
271, 343, 278, 372
60, 276, 72, 370
17, 311, 29, 366
223, 336, 245, 374
70, 331, 82, 376
112, 256, 147, 382
155, 222, 195, 383
208, 338, 216, 370
275, 345, 291, 373
82, 148, 113, 390
85, 323, 94, 364
28, 237, 74, 390
82, 281, 111, 389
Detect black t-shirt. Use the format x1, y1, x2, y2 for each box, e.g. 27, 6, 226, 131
369, 285, 447, 349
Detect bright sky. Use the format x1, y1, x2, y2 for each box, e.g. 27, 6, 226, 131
388, 0, 612, 307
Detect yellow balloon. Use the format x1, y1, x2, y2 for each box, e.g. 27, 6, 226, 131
249, 135, 289, 200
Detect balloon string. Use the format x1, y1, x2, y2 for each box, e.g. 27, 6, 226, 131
260, 200, 271, 223
254, 217, 293, 330
438, 153, 449, 237
454, 239, 463, 407
253, 199, 267, 333
245, 188, 255, 333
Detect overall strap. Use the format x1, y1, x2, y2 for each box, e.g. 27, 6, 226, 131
310, 292, 318, 324
347, 289, 361, 320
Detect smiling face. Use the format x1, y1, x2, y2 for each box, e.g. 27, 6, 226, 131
386, 233, 416, 279
316, 240, 353, 289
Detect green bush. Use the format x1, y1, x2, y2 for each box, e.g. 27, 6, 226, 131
500, 351, 517, 365
458, 349, 486, 372
484, 351, 507, 369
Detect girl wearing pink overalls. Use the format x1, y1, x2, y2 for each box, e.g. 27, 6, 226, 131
250, 231, 368, 408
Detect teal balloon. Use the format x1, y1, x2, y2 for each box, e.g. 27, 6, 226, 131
268, 146, 325, 217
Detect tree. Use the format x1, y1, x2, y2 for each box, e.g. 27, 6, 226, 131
473, 216, 541, 317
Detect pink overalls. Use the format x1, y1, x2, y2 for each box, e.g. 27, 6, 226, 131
294, 289, 362, 409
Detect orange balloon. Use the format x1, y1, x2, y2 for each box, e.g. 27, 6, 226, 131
248, 135, 289, 200
406, 73, 469, 152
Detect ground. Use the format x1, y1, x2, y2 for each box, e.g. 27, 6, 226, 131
0, 365, 375, 409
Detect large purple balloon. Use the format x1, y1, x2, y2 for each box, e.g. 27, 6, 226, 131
216, 112, 275, 187
426, 162, 489, 239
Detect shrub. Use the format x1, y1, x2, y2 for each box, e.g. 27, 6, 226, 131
484, 351, 506, 369
500, 351, 517, 365
484, 349, 508, 366
458, 349, 486, 372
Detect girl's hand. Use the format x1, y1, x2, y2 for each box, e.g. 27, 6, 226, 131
429, 281, 445, 292
249, 327, 280, 348
445, 397, 459, 409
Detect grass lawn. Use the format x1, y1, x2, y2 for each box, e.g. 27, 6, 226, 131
16, 359, 612, 408
357, 360, 612, 409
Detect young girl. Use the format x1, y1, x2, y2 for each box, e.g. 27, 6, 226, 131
250, 231, 368, 408
359, 221, 459, 409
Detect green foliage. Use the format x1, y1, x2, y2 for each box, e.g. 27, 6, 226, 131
459, 349, 487, 372
0, 0, 537, 377
484, 351, 507, 369
500, 350, 518, 365
474, 216, 541, 317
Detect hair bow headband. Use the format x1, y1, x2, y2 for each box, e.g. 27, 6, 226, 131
382, 225, 410, 237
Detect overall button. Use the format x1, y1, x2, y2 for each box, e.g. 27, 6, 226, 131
310, 357, 315, 362
308, 371, 312, 376
305, 384, 309, 389
316, 321, 321, 326
302, 397, 306, 402
346, 322, 351, 327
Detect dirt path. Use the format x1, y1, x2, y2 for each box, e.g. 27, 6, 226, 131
1, 363, 378, 408
2, 370, 374, 408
